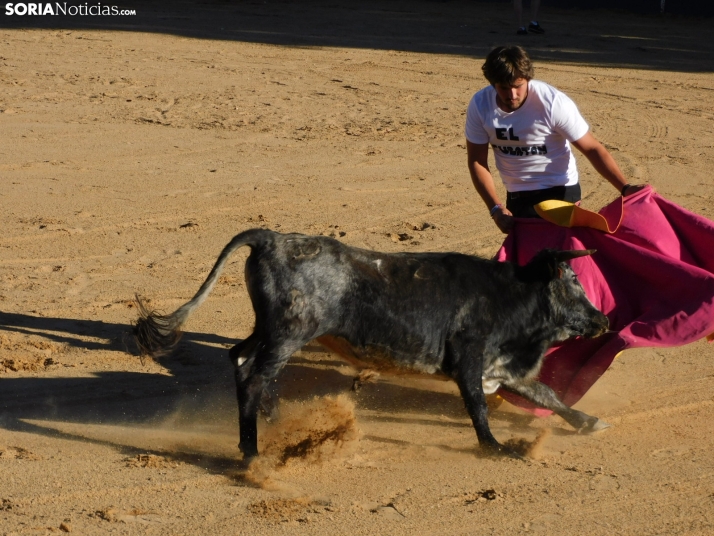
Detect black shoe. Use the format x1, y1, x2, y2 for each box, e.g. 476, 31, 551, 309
516, 27, 528, 35
528, 22, 545, 34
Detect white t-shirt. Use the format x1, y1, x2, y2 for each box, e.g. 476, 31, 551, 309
465, 80, 589, 192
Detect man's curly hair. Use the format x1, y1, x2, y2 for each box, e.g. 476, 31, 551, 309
482, 46, 534, 86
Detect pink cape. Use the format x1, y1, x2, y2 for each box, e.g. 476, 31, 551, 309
496, 186, 714, 415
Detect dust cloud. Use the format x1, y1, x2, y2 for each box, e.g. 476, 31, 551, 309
504, 428, 552, 460
246, 394, 361, 487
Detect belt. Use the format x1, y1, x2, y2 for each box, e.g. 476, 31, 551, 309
506, 185, 567, 200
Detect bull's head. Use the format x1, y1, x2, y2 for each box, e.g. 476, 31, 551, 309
518, 249, 609, 340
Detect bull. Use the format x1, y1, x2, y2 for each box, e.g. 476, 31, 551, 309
134, 228, 610, 459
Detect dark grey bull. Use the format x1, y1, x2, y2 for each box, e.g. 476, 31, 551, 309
134, 228, 610, 459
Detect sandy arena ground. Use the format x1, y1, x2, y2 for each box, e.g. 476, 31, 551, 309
1, 1, 713, 534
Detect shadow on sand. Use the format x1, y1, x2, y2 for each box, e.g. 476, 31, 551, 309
4, 0, 713, 72
0, 310, 539, 476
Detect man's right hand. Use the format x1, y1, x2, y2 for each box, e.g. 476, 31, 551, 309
492, 206, 515, 234
467, 141, 516, 234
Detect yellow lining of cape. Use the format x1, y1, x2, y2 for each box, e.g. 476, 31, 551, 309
534, 198, 623, 234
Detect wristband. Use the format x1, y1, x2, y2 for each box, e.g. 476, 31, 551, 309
489, 204, 502, 217
621, 184, 631, 196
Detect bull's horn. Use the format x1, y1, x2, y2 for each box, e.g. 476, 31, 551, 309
553, 249, 596, 262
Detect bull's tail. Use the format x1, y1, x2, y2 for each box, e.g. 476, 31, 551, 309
133, 228, 270, 357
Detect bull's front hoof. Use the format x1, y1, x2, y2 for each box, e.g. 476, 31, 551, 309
578, 418, 612, 435
352, 369, 380, 392
241, 454, 258, 465
239, 443, 259, 462
481, 442, 526, 461
259, 402, 280, 424
503, 447, 526, 461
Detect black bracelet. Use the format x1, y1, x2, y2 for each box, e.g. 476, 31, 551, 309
621, 184, 631, 196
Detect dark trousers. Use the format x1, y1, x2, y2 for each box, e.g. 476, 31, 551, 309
506, 184, 582, 218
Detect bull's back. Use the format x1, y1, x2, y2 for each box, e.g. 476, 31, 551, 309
244, 231, 512, 372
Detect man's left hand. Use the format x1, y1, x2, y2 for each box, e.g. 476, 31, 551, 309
622, 184, 647, 197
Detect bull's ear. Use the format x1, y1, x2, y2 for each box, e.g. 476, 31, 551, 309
516, 249, 594, 284
516, 249, 559, 283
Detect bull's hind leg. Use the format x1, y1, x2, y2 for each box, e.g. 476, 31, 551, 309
229, 334, 261, 459
232, 336, 308, 460
501, 379, 611, 434
229, 335, 278, 422
229, 334, 259, 369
